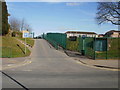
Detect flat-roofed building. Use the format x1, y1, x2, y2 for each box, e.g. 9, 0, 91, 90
65, 31, 98, 38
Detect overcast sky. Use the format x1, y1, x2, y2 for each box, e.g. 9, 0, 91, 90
6, 2, 118, 36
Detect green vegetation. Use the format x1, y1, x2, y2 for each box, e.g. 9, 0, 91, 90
0, 36, 31, 58
0, 1, 34, 58
12, 31, 23, 38
0, 2, 2, 35
17, 37, 34, 47
66, 38, 80, 52
1, 1, 9, 35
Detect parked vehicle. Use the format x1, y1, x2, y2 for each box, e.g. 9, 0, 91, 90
34, 36, 41, 39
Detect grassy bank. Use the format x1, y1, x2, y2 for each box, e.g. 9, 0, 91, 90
17, 37, 34, 47
0, 36, 31, 58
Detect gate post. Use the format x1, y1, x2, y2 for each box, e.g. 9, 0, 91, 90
81, 36, 85, 55
93, 37, 96, 60
106, 37, 108, 59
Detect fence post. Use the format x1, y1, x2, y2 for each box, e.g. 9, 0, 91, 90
93, 37, 96, 60
106, 37, 108, 59
65, 34, 67, 49
78, 36, 80, 52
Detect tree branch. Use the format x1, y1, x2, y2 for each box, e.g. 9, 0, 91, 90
109, 11, 120, 18
106, 18, 120, 25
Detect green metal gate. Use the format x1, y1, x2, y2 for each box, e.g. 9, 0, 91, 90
95, 38, 107, 51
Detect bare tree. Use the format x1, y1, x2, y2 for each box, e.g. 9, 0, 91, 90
20, 18, 25, 31
9, 17, 21, 31
20, 18, 32, 32
9, 16, 32, 32
26, 24, 32, 32
96, 2, 120, 25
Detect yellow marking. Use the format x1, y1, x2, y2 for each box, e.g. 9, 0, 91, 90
1, 60, 32, 70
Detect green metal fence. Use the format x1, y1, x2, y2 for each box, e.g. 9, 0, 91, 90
43, 33, 67, 49
67, 36, 120, 60
0, 47, 12, 58
84, 37, 95, 59
43, 32, 120, 60
95, 37, 120, 59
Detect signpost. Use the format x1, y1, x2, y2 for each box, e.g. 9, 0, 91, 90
24, 33, 28, 54
81, 35, 86, 55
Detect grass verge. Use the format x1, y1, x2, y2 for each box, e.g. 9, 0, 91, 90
0, 36, 31, 58
17, 37, 34, 47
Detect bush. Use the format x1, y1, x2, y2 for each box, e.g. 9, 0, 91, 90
12, 31, 22, 38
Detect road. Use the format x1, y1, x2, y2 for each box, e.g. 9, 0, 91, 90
2, 39, 118, 89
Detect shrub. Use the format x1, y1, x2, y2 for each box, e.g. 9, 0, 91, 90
12, 31, 22, 38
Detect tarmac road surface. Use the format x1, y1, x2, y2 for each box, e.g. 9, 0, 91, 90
2, 39, 118, 89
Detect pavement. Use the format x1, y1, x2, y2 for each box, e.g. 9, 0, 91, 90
64, 50, 120, 70
78, 59, 119, 69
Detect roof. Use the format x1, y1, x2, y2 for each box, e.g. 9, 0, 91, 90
65, 31, 97, 34
22, 30, 30, 33
105, 30, 120, 34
